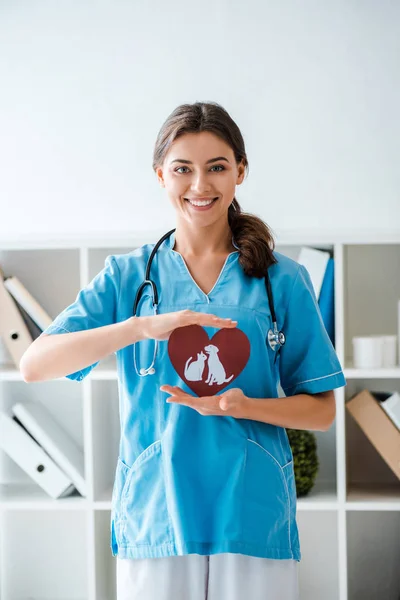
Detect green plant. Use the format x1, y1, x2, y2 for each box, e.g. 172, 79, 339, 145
286, 428, 319, 497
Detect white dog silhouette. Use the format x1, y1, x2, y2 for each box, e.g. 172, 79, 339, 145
204, 344, 234, 385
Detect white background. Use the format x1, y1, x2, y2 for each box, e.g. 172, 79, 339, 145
0, 0, 399, 239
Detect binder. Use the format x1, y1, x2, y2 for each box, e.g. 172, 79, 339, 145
297, 247, 330, 300
318, 258, 335, 346
13, 297, 43, 340
0, 268, 33, 368
3, 275, 53, 332
0, 410, 76, 499
12, 401, 87, 496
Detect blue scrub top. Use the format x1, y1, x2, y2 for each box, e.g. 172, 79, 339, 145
41, 231, 346, 562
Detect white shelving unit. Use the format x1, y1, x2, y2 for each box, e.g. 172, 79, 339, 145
1, 230, 400, 600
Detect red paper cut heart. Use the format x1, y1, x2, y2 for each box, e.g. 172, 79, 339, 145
168, 324, 250, 397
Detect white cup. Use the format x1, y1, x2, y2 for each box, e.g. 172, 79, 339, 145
381, 335, 397, 367
352, 335, 384, 368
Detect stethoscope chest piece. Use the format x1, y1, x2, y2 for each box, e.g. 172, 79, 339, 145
140, 367, 156, 376
267, 325, 286, 351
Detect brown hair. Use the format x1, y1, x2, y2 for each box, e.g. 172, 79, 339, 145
152, 101, 278, 278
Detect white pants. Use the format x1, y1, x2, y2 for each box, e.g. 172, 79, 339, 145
116, 553, 300, 600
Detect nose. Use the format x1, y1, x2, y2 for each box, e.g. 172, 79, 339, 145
189, 171, 214, 195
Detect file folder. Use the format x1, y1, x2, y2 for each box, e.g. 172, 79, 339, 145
0, 410, 76, 499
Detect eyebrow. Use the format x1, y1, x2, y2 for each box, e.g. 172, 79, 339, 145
170, 156, 230, 165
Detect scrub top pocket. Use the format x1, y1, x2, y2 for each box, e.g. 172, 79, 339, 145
242, 438, 292, 554
113, 442, 174, 552
111, 457, 130, 554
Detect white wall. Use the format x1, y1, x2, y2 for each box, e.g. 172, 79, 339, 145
0, 0, 399, 240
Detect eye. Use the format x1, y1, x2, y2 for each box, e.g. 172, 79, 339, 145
174, 165, 225, 174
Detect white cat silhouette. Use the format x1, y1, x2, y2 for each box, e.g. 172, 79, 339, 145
184, 350, 207, 381
204, 344, 234, 386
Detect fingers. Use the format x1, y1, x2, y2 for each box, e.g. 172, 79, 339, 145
179, 310, 237, 327
209, 315, 238, 327
199, 314, 237, 327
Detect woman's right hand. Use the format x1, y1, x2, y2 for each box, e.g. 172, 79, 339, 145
138, 310, 238, 341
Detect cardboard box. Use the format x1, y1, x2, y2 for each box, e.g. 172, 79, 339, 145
346, 389, 400, 481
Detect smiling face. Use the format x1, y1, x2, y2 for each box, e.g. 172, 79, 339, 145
156, 131, 245, 225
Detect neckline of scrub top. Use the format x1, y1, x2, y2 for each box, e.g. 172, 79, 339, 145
165, 229, 241, 252
164, 229, 240, 301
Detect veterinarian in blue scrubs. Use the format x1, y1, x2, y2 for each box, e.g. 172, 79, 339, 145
40, 102, 346, 600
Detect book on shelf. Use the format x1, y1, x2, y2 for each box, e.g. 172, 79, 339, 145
346, 389, 400, 481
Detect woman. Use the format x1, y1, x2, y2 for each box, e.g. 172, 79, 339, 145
22, 102, 346, 599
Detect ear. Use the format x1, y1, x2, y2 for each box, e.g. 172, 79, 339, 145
156, 166, 165, 187
236, 160, 246, 185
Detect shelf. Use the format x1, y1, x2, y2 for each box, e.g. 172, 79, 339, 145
1, 234, 400, 600
90, 483, 400, 512
344, 365, 400, 379
94, 486, 114, 509
0, 355, 117, 381
296, 481, 338, 510
0, 363, 26, 381
0, 484, 88, 510
94, 482, 340, 511
346, 483, 400, 510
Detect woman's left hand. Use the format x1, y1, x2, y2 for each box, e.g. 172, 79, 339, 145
159, 385, 248, 418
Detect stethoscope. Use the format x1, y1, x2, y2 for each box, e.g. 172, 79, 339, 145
132, 228, 286, 377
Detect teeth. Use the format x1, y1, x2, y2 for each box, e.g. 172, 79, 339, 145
188, 198, 215, 206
